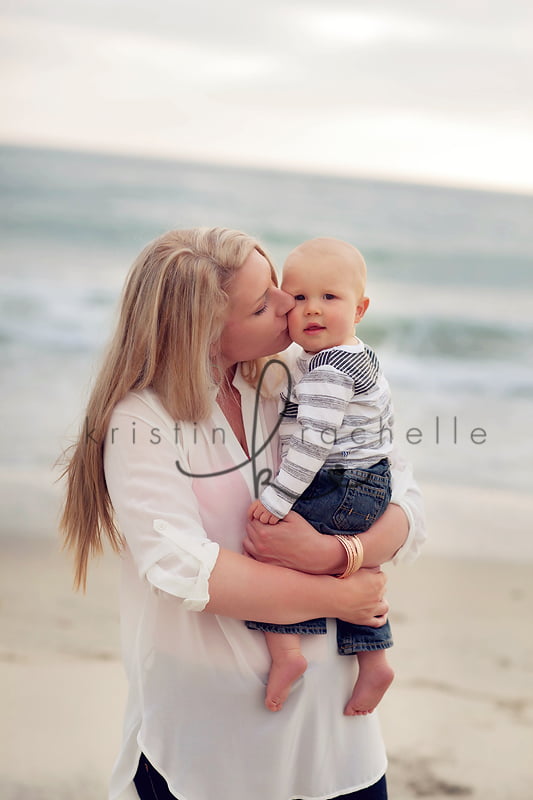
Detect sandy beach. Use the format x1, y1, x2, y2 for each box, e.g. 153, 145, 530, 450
1, 484, 532, 800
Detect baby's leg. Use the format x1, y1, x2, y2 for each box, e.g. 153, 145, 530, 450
264, 631, 307, 712
344, 649, 394, 716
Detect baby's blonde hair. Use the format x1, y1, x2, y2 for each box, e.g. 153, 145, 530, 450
285, 236, 367, 298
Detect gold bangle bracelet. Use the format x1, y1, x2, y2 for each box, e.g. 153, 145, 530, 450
335, 534, 364, 578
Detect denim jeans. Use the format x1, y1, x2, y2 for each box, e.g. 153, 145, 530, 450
134, 754, 387, 799
246, 459, 393, 655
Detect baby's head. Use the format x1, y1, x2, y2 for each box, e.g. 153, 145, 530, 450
282, 237, 369, 353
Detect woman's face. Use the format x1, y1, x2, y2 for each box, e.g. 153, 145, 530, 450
219, 249, 294, 368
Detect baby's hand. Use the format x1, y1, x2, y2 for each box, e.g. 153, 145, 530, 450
249, 499, 281, 525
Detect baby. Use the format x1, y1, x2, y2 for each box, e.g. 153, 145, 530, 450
247, 237, 395, 715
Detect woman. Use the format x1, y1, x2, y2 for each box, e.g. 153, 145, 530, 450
61, 227, 425, 800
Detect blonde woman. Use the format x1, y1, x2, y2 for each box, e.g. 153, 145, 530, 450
61, 227, 425, 800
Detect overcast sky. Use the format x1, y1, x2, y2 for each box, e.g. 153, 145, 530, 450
1, 0, 532, 192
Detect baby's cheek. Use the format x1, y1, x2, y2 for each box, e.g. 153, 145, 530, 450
286, 307, 299, 328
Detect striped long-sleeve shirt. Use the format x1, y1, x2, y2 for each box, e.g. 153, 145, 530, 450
260, 342, 394, 519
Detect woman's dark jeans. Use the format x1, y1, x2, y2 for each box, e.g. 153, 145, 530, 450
134, 753, 387, 799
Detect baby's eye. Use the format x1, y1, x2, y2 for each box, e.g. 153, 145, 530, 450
294, 294, 305, 301
324, 293, 336, 300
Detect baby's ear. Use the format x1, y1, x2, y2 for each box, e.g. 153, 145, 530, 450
355, 296, 370, 323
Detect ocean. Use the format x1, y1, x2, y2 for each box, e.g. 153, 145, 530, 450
1, 144, 532, 538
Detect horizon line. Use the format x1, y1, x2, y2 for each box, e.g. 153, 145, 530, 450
1, 137, 533, 200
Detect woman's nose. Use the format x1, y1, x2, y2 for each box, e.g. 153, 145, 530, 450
276, 287, 295, 315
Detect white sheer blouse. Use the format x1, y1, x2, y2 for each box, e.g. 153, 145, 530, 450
104, 363, 426, 800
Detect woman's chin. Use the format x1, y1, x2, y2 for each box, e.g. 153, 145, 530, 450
270, 330, 292, 353
280, 333, 293, 349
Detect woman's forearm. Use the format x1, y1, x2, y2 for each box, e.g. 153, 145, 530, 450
204, 547, 387, 626
357, 503, 409, 568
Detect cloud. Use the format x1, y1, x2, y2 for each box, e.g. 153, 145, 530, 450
296, 7, 432, 47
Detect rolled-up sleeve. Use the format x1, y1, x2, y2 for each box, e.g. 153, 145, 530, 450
103, 393, 220, 610
389, 445, 427, 564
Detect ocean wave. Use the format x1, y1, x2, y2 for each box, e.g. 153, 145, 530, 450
380, 350, 533, 397
362, 315, 533, 363
366, 314, 533, 395
1, 283, 531, 398
0, 284, 117, 354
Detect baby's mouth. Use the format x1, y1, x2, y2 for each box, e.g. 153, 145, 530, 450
304, 324, 325, 332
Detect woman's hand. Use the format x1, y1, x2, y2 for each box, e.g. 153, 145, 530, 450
244, 503, 410, 574
244, 511, 346, 575
335, 567, 389, 627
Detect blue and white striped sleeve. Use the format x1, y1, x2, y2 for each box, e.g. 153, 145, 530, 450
260, 365, 353, 519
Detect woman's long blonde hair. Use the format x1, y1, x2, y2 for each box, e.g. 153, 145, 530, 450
60, 227, 278, 590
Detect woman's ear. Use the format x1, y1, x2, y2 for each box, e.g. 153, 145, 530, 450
354, 296, 370, 324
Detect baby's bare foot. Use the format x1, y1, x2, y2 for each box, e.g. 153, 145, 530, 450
344, 659, 394, 716
265, 650, 307, 712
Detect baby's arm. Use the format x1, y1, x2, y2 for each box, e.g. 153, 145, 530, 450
249, 499, 282, 525
261, 364, 353, 519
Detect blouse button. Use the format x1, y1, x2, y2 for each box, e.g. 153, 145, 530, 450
154, 520, 168, 533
